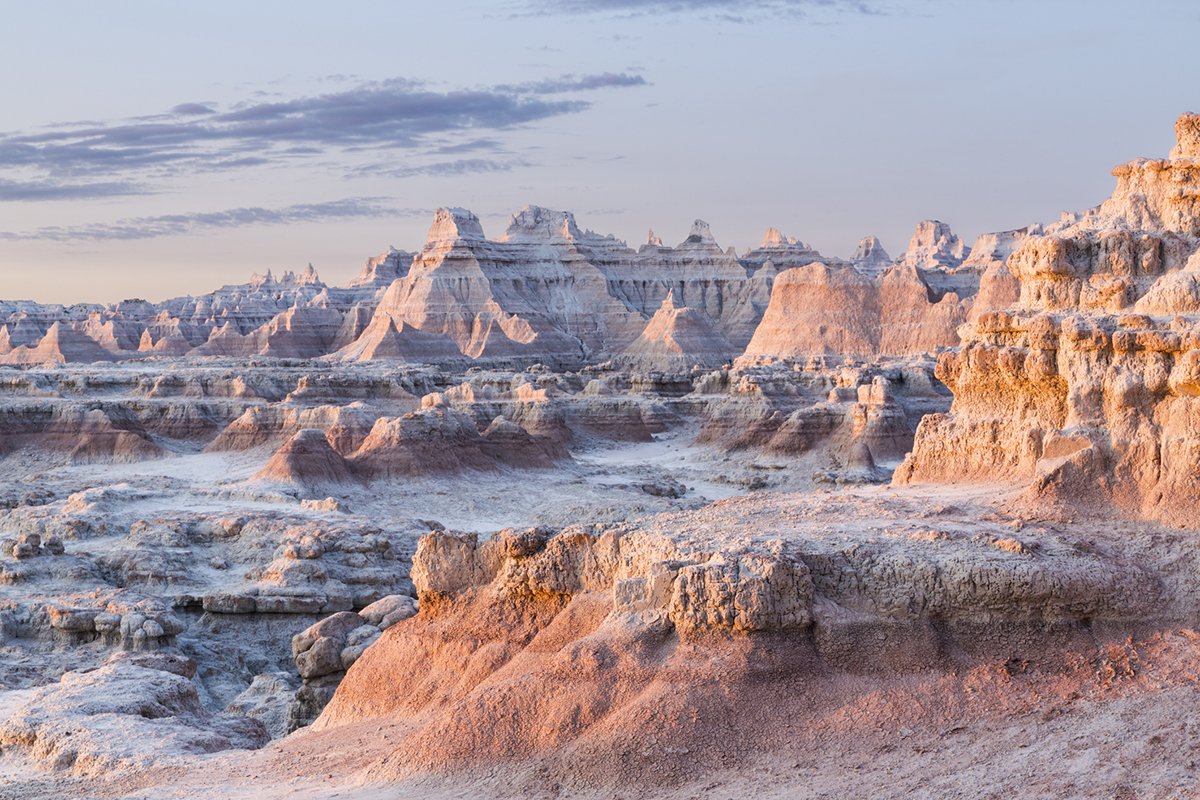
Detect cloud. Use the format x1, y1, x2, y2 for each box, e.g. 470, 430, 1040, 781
498, 72, 649, 94
0, 198, 420, 242
524, 0, 882, 17
170, 103, 216, 116
363, 158, 530, 179
434, 138, 504, 155
0, 73, 648, 184
0, 178, 147, 201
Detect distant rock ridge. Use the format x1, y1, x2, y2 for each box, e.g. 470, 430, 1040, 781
1, 201, 1043, 366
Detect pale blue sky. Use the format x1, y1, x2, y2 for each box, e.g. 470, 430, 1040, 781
1, 0, 1196, 303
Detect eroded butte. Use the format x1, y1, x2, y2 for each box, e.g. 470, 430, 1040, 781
4, 116, 1200, 799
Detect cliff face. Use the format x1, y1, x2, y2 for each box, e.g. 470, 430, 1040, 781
743, 261, 971, 359
897, 114, 1200, 524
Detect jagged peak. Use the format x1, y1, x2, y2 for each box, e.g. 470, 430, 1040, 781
249, 269, 276, 289
853, 235, 891, 263
647, 228, 663, 247
682, 219, 718, 247
299, 263, 321, 285
760, 227, 793, 248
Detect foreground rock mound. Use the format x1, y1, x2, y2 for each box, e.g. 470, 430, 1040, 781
313, 490, 1170, 791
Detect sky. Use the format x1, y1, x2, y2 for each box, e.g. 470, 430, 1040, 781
1, 0, 1197, 304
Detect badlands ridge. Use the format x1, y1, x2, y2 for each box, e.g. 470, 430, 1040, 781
3, 116, 1200, 798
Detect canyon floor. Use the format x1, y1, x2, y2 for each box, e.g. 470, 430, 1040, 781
3, 474, 1198, 799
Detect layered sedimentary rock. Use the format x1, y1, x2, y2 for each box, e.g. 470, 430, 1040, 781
898, 219, 970, 269
342, 209, 794, 364
852, 234, 893, 276
2, 322, 119, 365
614, 290, 736, 370
8, 205, 962, 367
1, 201, 1035, 367
743, 261, 970, 358
898, 113, 1200, 524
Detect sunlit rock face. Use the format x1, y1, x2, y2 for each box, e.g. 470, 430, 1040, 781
742, 259, 972, 359
898, 113, 1200, 524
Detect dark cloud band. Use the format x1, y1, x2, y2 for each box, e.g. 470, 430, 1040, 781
0, 73, 647, 183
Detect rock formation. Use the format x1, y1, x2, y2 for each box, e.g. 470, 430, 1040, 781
7, 118, 1200, 800
614, 290, 736, 370
898, 113, 1200, 524
898, 220, 970, 269
852, 234, 893, 276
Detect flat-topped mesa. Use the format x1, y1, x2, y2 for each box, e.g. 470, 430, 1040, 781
500, 205, 584, 242
898, 220, 970, 269
424, 207, 486, 246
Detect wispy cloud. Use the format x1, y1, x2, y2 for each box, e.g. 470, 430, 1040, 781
0, 72, 647, 186
0, 198, 421, 242
0, 177, 148, 201
353, 158, 531, 180
523, 0, 883, 18
497, 72, 649, 94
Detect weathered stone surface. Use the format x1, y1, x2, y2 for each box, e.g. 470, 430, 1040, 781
898, 114, 1200, 524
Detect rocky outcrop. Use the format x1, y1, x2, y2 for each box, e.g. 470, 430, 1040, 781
744, 263, 881, 357
0, 651, 267, 775
852, 235, 892, 276
342, 208, 788, 365
898, 220, 969, 269
1, 322, 119, 365
696, 360, 945, 472
311, 489, 1168, 788
897, 113, 1200, 524
743, 261, 969, 358
614, 291, 736, 370
287, 594, 416, 730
